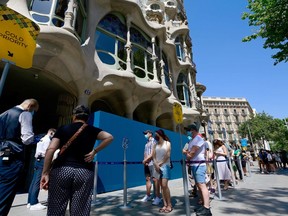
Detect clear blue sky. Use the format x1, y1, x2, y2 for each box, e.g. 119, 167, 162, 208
184, 0, 288, 119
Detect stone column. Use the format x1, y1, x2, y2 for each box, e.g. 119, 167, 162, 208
125, 15, 133, 72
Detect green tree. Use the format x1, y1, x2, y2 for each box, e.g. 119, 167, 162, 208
242, 0, 288, 65
238, 112, 288, 151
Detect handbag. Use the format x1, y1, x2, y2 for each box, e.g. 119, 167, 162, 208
54, 123, 88, 160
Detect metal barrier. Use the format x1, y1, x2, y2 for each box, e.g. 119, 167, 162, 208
91, 156, 252, 204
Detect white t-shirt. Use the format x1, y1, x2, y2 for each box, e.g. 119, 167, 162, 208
35, 134, 51, 158
188, 135, 205, 166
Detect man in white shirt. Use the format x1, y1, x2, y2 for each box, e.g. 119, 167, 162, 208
185, 124, 212, 216
27, 128, 56, 210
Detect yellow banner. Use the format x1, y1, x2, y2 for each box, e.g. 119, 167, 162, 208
0, 5, 40, 69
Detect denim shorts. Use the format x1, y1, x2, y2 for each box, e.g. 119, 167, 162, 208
153, 164, 171, 180
191, 165, 206, 184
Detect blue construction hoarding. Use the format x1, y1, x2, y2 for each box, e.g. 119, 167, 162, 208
89, 111, 187, 193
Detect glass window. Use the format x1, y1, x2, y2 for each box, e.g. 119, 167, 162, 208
177, 73, 191, 107
175, 36, 184, 61
162, 53, 170, 87
30, 0, 53, 14
29, 0, 53, 23
96, 14, 127, 70
151, 4, 161, 10
95, 30, 116, 65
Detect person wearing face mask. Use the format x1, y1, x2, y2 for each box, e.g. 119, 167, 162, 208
152, 129, 173, 213
185, 124, 212, 216
183, 134, 197, 197
27, 128, 56, 211
0, 98, 39, 216
141, 130, 160, 205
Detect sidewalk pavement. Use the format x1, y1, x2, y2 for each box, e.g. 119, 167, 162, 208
9, 164, 288, 216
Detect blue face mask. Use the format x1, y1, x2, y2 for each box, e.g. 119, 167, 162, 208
30, 110, 35, 116
144, 134, 149, 139
186, 131, 192, 137
187, 136, 192, 141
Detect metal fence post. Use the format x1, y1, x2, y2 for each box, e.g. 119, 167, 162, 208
213, 159, 222, 200
120, 137, 131, 209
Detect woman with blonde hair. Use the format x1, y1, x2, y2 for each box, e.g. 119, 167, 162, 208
213, 139, 232, 190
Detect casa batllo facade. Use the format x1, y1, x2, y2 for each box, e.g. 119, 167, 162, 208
0, 0, 206, 132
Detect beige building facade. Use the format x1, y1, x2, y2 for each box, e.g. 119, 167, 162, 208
0, 0, 206, 132
202, 96, 255, 144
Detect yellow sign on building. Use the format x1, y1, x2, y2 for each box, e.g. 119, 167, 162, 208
173, 102, 183, 124
0, 5, 40, 69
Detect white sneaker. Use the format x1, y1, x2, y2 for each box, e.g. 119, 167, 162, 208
152, 197, 161, 205
27, 203, 31, 209
141, 195, 152, 202
30, 203, 47, 211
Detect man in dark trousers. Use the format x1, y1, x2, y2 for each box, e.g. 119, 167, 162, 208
0, 98, 39, 216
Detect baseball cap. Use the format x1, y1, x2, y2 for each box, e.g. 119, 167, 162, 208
143, 130, 152, 134
184, 124, 198, 131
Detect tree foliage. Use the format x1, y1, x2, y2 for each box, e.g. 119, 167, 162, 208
242, 0, 288, 65
238, 112, 288, 151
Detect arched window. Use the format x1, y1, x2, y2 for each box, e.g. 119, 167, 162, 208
95, 14, 128, 70
175, 36, 185, 61
95, 13, 162, 82
177, 73, 191, 107
130, 27, 154, 81
29, 0, 87, 41
150, 3, 161, 10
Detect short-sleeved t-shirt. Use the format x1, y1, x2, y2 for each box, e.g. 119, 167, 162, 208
188, 134, 205, 167
144, 138, 155, 166
53, 122, 102, 171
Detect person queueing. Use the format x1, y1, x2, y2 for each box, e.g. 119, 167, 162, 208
213, 139, 232, 190
0, 99, 39, 216
40, 105, 113, 216
153, 129, 173, 213
141, 130, 161, 205
185, 124, 212, 216
27, 128, 56, 210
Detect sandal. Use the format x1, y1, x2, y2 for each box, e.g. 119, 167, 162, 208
163, 206, 173, 213
159, 206, 167, 213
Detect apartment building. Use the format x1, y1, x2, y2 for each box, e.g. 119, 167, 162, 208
202, 96, 255, 144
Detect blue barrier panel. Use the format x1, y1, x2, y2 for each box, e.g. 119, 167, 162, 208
89, 111, 188, 194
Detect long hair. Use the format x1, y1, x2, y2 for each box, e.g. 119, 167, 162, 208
156, 129, 170, 142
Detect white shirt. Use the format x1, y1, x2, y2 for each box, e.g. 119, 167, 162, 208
17, 105, 34, 145
35, 134, 51, 158
188, 134, 205, 166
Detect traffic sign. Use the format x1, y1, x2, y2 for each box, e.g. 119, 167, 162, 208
173, 102, 183, 124
0, 5, 40, 68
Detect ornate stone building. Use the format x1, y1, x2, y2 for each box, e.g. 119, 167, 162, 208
0, 0, 205, 132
